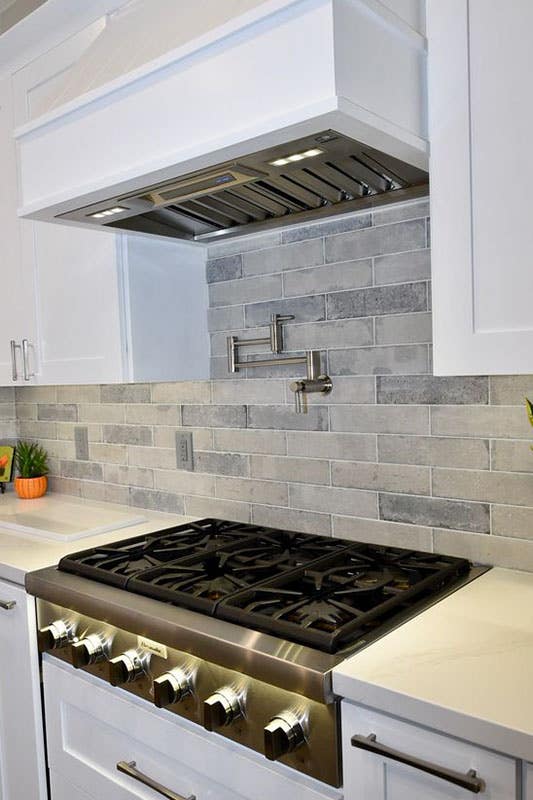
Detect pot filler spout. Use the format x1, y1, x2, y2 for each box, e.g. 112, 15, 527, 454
58, 130, 428, 243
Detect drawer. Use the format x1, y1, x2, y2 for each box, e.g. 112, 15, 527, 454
341, 700, 518, 799
44, 657, 340, 800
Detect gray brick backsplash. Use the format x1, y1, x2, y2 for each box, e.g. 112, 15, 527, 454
182, 405, 246, 428
327, 282, 427, 320
377, 376, 488, 405
329, 344, 428, 376
206, 255, 242, 284
332, 461, 430, 495
243, 239, 323, 276
209, 274, 282, 307
325, 219, 426, 263
281, 211, 371, 243
283, 259, 372, 298
375, 312, 432, 345
245, 296, 325, 328
379, 494, 490, 533
250, 454, 330, 485
248, 405, 328, 431
374, 249, 431, 286
13, 195, 533, 573
103, 425, 153, 446
378, 435, 489, 469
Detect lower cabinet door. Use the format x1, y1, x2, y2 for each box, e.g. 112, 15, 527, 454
44, 657, 340, 800
342, 701, 517, 799
0, 579, 46, 800
524, 763, 533, 799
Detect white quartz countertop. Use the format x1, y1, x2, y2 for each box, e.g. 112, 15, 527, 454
0, 492, 197, 586
333, 567, 533, 761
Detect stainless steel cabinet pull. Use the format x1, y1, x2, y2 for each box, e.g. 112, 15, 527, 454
22, 339, 33, 381
0, 599, 16, 611
351, 734, 485, 793
10, 340, 19, 382
117, 760, 196, 800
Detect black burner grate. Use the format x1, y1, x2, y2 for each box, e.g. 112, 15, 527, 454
59, 518, 470, 653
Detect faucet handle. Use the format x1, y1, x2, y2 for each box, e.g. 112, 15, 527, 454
289, 380, 306, 414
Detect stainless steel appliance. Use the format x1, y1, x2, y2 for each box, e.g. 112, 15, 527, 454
26, 519, 482, 788
56, 131, 428, 242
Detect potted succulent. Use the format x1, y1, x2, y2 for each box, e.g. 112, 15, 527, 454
14, 441, 49, 499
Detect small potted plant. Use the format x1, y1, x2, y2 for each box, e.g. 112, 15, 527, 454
14, 441, 49, 499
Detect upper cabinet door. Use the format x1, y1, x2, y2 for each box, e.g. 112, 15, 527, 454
428, 0, 533, 374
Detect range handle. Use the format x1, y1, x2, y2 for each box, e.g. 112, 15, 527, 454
116, 760, 196, 800
351, 734, 485, 794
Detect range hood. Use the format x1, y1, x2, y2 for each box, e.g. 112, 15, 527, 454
16, 0, 429, 243
59, 130, 428, 241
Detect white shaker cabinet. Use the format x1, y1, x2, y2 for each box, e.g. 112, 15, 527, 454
341, 701, 517, 799
0, 578, 47, 800
428, 0, 533, 375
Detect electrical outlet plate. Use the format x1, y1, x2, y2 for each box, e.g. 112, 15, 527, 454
175, 431, 193, 471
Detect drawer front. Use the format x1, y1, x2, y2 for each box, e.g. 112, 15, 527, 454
44, 658, 340, 800
342, 700, 518, 799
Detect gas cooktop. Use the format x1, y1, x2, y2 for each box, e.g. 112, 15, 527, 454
58, 518, 470, 654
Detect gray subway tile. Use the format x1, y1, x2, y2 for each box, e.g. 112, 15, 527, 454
15, 386, 57, 403
491, 440, 533, 473
252, 504, 331, 535
332, 515, 433, 551
431, 406, 531, 439
372, 198, 430, 227
207, 231, 281, 259
325, 219, 426, 263
489, 375, 533, 405
103, 425, 153, 446
18, 420, 57, 439
79, 404, 125, 423
250, 454, 330, 484
101, 384, 151, 403
125, 404, 180, 426
378, 435, 489, 469
129, 487, 184, 515
128, 446, 176, 470
284, 319, 373, 351
182, 405, 246, 429
290, 483, 377, 518
283, 260, 372, 298
56, 385, 101, 403
491, 505, 533, 539
209, 274, 282, 307
243, 239, 323, 276
329, 344, 428, 376
433, 529, 533, 572
185, 495, 251, 523
88, 443, 128, 464
152, 382, 211, 404
0, 387, 15, 403
433, 467, 533, 507
74, 427, 89, 461
247, 405, 328, 431
287, 431, 376, 461
213, 428, 286, 455
215, 476, 288, 506
331, 405, 429, 434
245, 296, 325, 328
206, 254, 242, 284
281, 211, 371, 243
379, 493, 490, 533
375, 312, 432, 345
37, 404, 78, 422
194, 451, 249, 477
374, 249, 431, 286
327, 282, 427, 320
208, 305, 245, 332
153, 470, 215, 497
212, 380, 285, 406
332, 461, 430, 495
60, 460, 103, 481
104, 464, 154, 489
377, 376, 488, 405
286, 376, 375, 406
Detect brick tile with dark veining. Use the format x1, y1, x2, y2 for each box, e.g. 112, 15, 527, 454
182, 405, 246, 429
206, 254, 243, 284
281, 211, 371, 243
377, 375, 489, 405
325, 219, 426, 263
37, 404, 78, 422
379, 493, 490, 534
327, 282, 427, 320
100, 384, 151, 404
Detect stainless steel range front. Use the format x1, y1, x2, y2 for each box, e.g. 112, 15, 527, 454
25, 519, 479, 788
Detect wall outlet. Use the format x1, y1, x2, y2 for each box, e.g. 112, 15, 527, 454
175, 431, 194, 471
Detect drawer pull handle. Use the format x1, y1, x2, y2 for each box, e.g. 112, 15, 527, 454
117, 760, 196, 800
351, 734, 485, 794
0, 600, 16, 611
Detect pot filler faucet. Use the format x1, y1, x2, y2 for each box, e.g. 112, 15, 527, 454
226, 314, 332, 413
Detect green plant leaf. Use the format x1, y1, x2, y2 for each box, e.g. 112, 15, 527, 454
14, 440, 49, 479
526, 398, 533, 428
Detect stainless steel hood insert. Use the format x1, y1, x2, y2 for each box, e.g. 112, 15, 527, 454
58, 131, 428, 242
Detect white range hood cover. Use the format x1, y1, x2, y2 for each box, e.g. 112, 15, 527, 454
47, 0, 270, 111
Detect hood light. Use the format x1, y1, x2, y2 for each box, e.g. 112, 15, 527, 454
269, 148, 324, 167
89, 206, 128, 219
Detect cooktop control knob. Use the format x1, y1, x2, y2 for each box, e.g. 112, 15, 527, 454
108, 649, 147, 687
70, 633, 107, 669
203, 687, 242, 731
153, 667, 192, 708
38, 619, 76, 652
264, 711, 305, 761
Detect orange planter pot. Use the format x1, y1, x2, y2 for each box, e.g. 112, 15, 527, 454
15, 476, 48, 499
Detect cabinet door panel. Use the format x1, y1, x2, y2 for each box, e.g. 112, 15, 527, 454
428, 0, 533, 374
0, 579, 46, 800
525, 763, 533, 800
